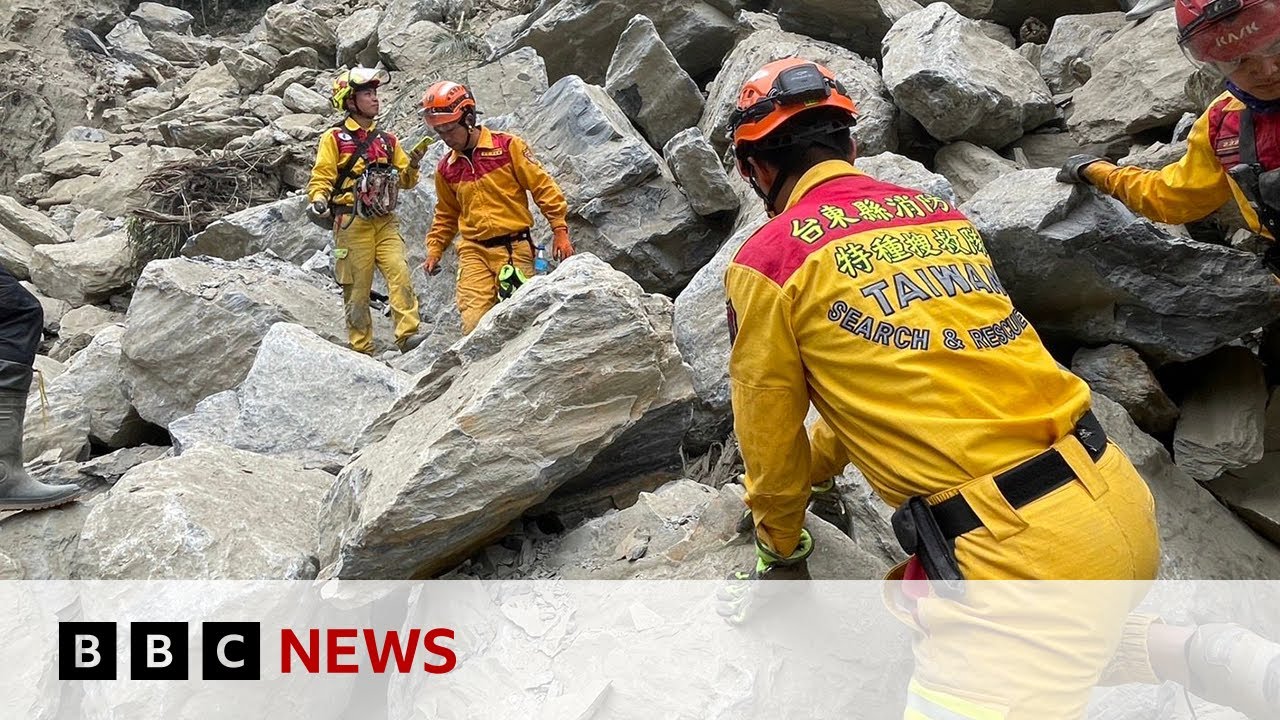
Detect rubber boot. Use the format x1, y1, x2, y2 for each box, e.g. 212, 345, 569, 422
0, 360, 82, 511
808, 477, 854, 538
1186, 623, 1280, 720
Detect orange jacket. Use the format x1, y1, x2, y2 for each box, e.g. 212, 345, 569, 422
1084, 91, 1274, 239
426, 127, 569, 262
725, 160, 1092, 556
306, 117, 420, 207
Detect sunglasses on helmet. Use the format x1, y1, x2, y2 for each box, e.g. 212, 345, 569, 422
728, 64, 849, 129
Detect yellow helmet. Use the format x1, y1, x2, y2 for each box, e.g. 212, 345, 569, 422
330, 66, 390, 112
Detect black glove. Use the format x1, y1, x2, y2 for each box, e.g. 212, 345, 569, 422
310, 198, 329, 216
716, 529, 814, 624
1058, 155, 1104, 185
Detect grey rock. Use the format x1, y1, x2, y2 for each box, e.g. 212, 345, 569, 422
976, 19, 1015, 47
71, 145, 198, 219
28, 232, 135, 306
1039, 12, 1129, 93
48, 324, 151, 448
149, 30, 220, 65
174, 62, 241, 101
1173, 347, 1267, 483
701, 25, 898, 158
263, 68, 324, 99
1218, 453, 1280, 546
0, 500, 94, 579
276, 47, 321, 73
662, 128, 739, 217
220, 47, 275, 94
14, 173, 51, 206
49, 305, 124, 363
170, 323, 409, 468
130, 2, 194, 34
605, 15, 705, 151
72, 444, 331, 579
856, 152, 959, 206
243, 94, 290, 122
1120, 140, 1188, 170
1068, 9, 1205, 146
1008, 131, 1095, 169
22, 379, 90, 463
509, 0, 738, 85
124, 88, 178, 122
183, 195, 332, 265
336, 6, 381, 68
120, 254, 347, 427
767, 0, 923, 59
38, 141, 112, 179
934, 141, 1021, 202
282, 83, 330, 115
0, 195, 69, 246
1072, 344, 1179, 434
0, 226, 33, 280
318, 255, 695, 579
962, 169, 1280, 364
464, 47, 549, 121
20, 283, 71, 334
256, 3, 337, 59
106, 19, 152, 55
882, 4, 1055, 147
160, 115, 266, 151
377, 20, 455, 74
1092, 393, 1280, 579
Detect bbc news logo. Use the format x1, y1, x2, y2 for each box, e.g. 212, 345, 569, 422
58, 622, 457, 681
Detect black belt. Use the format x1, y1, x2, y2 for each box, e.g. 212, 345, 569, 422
476, 229, 531, 248
927, 410, 1109, 541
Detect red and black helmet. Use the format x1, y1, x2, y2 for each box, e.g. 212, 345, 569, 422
1176, 0, 1280, 65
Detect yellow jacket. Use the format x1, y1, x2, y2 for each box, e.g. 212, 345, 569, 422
306, 117, 420, 207
726, 160, 1092, 556
426, 127, 568, 262
1084, 91, 1270, 238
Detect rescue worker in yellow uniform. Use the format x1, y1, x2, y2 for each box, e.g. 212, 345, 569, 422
720, 58, 1163, 720
1059, 0, 1280, 268
419, 81, 574, 335
307, 66, 426, 355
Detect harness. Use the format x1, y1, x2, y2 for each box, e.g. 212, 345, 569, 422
1226, 108, 1280, 272
477, 229, 536, 300
327, 125, 398, 227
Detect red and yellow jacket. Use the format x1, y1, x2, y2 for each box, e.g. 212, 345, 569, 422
306, 117, 420, 207
726, 160, 1092, 556
1085, 91, 1278, 239
426, 127, 568, 262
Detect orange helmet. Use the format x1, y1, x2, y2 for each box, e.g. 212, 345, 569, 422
421, 81, 477, 127
728, 58, 858, 147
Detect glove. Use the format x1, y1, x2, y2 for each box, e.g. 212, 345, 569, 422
552, 226, 574, 261
716, 528, 814, 625
310, 198, 329, 216
1058, 154, 1104, 185
1185, 623, 1280, 720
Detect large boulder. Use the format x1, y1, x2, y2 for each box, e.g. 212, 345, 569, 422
1173, 347, 1267, 483
219, 47, 275, 94
855, 152, 958, 206
933, 141, 1020, 202
149, 30, 220, 65
48, 305, 124, 363
701, 25, 898, 157
255, 3, 337, 59
507, 0, 737, 85
21, 387, 90, 463
38, 141, 112, 179
72, 444, 331, 579
72, 145, 199, 218
882, 3, 1055, 147
130, 2, 194, 34
962, 169, 1280, 364
183, 195, 331, 264
981, 0, 1125, 31
318, 255, 695, 579
336, 6, 382, 68
0, 226, 33, 280
1067, 9, 1205, 146
0, 195, 68, 246
463, 47, 550, 122
27, 232, 135, 306
45, 324, 152, 449
1038, 12, 1129, 94
121, 254, 347, 427
169, 323, 411, 469
662, 128, 739, 218
0, 501, 94, 580
766, 0, 922, 59
377, 20, 454, 75
604, 15, 705, 151
1072, 344, 1179, 435
1092, 393, 1280, 579
1217, 454, 1280, 546
493, 76, 719, 296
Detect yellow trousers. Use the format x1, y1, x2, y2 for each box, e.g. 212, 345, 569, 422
456, 238, 533, 335
886, 440, 1160, 720
334, 214, 420, 354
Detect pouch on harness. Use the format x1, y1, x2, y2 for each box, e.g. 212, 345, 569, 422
1227, 109, 1280, 272
306, 126, 394, 230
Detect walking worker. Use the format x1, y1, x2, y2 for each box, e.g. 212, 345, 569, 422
420, 80, 574, 335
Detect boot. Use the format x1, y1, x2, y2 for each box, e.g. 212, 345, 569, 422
1125, 0, 1173, 21
1186, 623, 1280, 720
808, 477, 854, 538
0, 360, 82, 511
395, 333, 426, 354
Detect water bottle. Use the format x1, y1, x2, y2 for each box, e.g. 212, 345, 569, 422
534, 243, 549, 275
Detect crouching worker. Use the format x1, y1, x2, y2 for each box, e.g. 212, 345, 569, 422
307, 66, 427, 355
419, 81, 574, 334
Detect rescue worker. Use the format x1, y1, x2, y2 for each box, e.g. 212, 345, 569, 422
720, 57, 1161, 719
419, 81, 574, 335
307, 66, 426, 355
0, 266, 81, 510
1059, 0, 1280, 269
